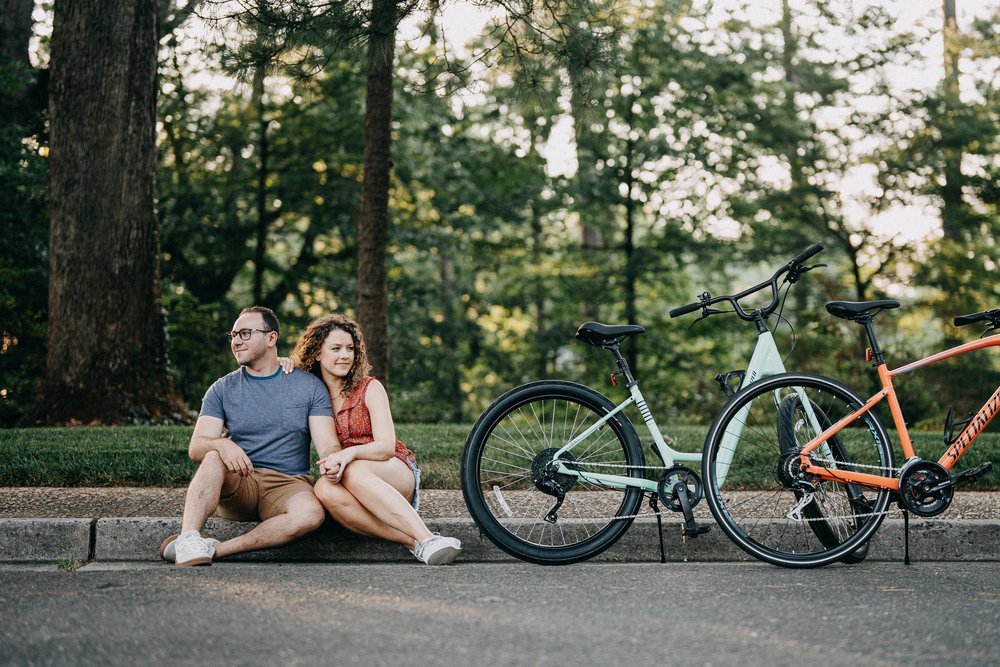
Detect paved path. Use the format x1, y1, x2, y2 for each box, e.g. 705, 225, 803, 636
4, 562, 1000, 666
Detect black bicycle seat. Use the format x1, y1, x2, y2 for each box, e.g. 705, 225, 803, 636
576, 322, 646, 347
825, 300, 900, 321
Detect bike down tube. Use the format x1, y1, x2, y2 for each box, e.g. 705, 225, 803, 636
715, 330, 797, 487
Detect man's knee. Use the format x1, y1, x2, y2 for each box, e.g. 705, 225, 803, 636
284, 493, 326, 534
195, 450, 226, 473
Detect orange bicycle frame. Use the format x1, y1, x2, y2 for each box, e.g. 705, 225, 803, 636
798, 334, 1000, 490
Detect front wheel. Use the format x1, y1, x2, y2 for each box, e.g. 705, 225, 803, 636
702, 373, 894, 568
461, 381, 645, 565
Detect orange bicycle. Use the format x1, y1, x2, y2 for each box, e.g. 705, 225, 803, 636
701, 298, 997, 567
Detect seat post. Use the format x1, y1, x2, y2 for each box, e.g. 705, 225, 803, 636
859, 317, 886, 366
608, 342, 637, 386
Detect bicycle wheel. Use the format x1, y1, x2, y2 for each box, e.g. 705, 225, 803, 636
461, 380, 645, 565
702, 372, 893, 568
778, 394, 870, 565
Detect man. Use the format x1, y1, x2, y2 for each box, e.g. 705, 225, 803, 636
160, 306, 337, 566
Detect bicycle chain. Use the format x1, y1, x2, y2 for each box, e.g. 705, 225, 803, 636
561, 459, 903, 523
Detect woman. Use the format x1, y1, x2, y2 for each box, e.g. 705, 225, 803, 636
288, 314, 461, 565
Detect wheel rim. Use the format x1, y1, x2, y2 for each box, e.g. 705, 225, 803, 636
471, 393, 641, 552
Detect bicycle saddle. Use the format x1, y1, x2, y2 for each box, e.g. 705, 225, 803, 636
576, 322, 646, 347
825, 299, 900, 321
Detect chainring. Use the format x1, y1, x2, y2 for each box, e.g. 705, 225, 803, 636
657, 465, 703, 512
899, 459, 954, 517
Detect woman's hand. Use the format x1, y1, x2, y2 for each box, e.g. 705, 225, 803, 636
277, 356, 294, 374
318, 450, 353, 483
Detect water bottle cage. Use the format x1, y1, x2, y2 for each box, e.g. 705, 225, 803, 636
943, 407, 974, 446
716, 370, 746, 398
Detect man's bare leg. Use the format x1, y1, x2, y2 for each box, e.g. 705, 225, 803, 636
212, 491, 325, 559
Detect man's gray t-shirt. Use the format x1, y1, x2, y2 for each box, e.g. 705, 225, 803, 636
199, 367, 332, 476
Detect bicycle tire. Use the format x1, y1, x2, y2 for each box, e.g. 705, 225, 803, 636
461, 381, 645, 565
778, 394, 870, 565
702, 372, 893, 568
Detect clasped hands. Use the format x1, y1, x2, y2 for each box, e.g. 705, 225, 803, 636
319, 451, 350, 484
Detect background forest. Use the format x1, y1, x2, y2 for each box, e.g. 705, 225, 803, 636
1, 0, 998, 430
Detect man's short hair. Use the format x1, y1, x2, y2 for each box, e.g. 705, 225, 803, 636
240, 306, 280, 336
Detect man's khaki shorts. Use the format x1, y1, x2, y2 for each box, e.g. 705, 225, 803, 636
217, 467, 315, 522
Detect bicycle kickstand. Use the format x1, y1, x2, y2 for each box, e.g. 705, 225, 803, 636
648, 494, 667, 564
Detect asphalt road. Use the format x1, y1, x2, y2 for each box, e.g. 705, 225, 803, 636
2, 561, 999, 666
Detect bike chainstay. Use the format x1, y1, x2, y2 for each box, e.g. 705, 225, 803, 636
566, 459, 901, 523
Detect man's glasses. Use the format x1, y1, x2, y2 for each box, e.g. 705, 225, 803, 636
226, 328, 273, 342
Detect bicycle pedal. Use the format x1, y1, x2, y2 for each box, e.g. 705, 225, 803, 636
954, 461, 993, 486
681, 523, 711, 538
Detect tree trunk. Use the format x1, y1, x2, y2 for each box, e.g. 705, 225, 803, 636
357, 0, 396, 386
252, 64, 270, 304
940, 0, 963, 242
29, 0, 186, 425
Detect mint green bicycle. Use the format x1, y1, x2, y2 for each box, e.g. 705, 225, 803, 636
460, 244, 851, 564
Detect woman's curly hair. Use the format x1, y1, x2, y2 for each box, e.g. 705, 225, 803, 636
291, 313, 372, 399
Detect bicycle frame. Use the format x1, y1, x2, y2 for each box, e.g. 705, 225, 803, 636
552, 327, 794, 492
799, 334, 1000, 489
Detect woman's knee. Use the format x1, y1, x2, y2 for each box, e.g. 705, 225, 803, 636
314, 478, 356, 511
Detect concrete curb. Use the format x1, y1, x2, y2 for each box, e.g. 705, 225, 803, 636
2, 517, 998, 564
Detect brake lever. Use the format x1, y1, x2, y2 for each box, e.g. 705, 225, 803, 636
689, 307, 729, 328
785, 262, 826, 284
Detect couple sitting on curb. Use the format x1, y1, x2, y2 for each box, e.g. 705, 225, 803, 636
159, 306, 462, 567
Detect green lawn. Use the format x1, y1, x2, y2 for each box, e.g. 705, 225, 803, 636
1, 424, 997, 489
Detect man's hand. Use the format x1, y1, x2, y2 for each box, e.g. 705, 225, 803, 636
217, 439, 254, 477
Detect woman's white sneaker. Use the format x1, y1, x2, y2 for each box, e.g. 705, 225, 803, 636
413, 534, 462, 565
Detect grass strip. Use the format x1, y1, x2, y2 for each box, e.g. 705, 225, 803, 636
1, 424, 997, 489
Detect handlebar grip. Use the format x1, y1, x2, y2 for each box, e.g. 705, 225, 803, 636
792, 242, 825, 265
954, 312, 988, 327
669, 302, 702, 318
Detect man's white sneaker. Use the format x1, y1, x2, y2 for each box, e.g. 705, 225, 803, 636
413, 533, 462, 565
172, 531, 214, 566
160, 533, 219, 563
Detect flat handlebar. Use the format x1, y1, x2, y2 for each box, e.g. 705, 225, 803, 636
669, 242, 825, 322
954, 308, 1000, 327
792, 242, 824, 265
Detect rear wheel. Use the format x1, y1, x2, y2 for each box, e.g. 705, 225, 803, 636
702, 372, 893, 568
461, 381, 645, 565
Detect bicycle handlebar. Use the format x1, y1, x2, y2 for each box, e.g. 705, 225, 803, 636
792, 242, 825, 265
954, 308, 1000, 327
669, 242, 826, 322
668, 301, 703, 318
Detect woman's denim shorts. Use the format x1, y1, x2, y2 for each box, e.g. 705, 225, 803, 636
406, 458, 421, 512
